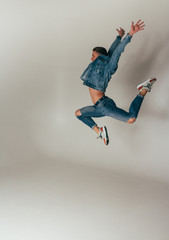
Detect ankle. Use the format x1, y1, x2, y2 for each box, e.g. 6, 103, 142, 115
93, 126, 100, 135
139, 89, 148, 96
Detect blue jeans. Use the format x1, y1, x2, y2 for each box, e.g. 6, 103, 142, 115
76, 95, 144, 129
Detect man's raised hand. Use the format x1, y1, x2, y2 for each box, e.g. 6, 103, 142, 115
116, 27, 125, 37
129, 20, 145, 36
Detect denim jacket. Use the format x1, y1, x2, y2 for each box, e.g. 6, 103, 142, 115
80, 34, 132, 92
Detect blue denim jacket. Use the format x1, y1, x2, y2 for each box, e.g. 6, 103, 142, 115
80, 34, 132, 92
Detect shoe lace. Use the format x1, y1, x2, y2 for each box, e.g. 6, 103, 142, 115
147, 83, 151, 88
147, 83, 152, 91
97, 131, 103, 139
142, 83, 151, 92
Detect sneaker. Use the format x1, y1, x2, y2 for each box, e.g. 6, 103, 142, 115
137, 78, 157, 92
97, 126, 109, 145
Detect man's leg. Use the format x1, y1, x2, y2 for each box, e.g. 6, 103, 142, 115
99, 94, 143, 124
75, 105, 105, 131
103, 78, 156, 123
126, 78, 157, 122
75, 105, 109, 145
127, 93, 145, 123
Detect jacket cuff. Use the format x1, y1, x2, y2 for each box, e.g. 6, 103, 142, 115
126, 33, 132, 39
117, 35, 122, 40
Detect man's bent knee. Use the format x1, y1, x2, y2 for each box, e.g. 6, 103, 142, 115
127, 117, 136, 124
75, 109, 81, 117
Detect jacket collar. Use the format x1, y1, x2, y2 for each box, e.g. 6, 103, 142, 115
95, 54, 109, 63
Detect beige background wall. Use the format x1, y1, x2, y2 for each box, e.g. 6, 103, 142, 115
0, 0, 169, 239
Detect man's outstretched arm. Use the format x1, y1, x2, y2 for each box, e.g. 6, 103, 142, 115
107, 28, 125, 57
108, 20, 145, 75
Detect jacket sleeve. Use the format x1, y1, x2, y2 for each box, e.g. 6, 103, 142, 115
108, 34, 132, 75
107, 35, 122, 57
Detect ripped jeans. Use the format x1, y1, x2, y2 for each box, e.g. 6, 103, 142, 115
76, 94, 144, 129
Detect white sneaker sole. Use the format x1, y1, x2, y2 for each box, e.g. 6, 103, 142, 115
137, 78, 157, 91
102, 126, 109, 145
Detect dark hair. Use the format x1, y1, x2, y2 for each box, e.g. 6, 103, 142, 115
93, 47, 108, 56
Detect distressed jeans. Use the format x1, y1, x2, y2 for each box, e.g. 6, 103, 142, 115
76, 95, 144, 129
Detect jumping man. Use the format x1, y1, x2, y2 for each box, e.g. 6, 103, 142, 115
75, 20, 156, 145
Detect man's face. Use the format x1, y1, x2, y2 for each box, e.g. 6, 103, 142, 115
91, 51, 100, 62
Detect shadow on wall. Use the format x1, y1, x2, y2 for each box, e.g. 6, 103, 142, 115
119, 31, 169, 120
125, 32, 169, 80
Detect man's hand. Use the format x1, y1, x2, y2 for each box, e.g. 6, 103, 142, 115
129, 20, 145, 36
116, 27, 125, 37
